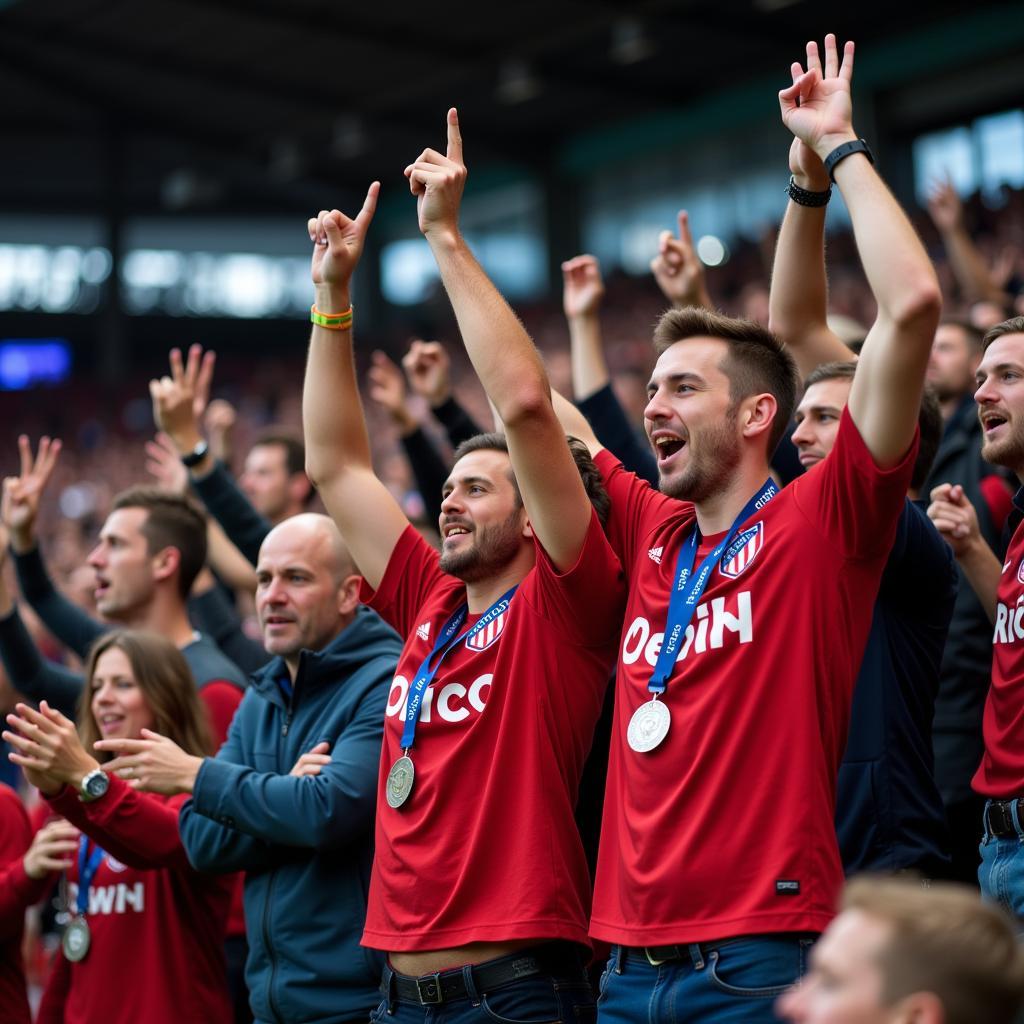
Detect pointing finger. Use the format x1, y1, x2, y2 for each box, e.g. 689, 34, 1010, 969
446, 107, 463, 164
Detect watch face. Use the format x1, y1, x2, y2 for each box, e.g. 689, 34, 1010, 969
84, 772, 109, 798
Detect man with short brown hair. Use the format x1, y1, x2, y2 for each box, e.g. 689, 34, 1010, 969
777, 877, 1024, 1023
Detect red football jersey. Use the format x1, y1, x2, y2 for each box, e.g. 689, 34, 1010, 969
360, 510, 624, 951
591, 410, 916, 945
973, 496, 1024, 798
41, 777, 233, 1024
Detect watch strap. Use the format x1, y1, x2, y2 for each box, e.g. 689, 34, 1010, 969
823, 138, 875, 182
181, 439, 209, 468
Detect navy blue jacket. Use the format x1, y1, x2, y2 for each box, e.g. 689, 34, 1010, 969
179, 606, 401, 1024
836, 499, 956, 875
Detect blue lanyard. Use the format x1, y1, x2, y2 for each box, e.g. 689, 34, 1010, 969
76, 836, 105, 916
648, 479, 777, 695
400, 586, 518, 751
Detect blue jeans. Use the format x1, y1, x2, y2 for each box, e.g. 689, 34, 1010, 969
596, 935, 816, 1023
370, 956, 595, 1024
980, 800, 1024, 930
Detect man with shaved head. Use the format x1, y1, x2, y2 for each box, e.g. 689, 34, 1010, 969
102, 513, 403, 1024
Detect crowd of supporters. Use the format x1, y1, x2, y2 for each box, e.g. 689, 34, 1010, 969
3, 31, 1024, 1024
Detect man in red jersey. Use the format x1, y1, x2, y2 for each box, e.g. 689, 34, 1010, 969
553, 35, 941, 1021
935, 314, 1024, 920
302, 110, 624, 1024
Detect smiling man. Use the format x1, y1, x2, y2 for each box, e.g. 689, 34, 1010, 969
302, 110, 625, 1023
553, 35, 941, 1021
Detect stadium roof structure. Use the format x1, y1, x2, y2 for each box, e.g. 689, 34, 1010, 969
1, 0, 1021, 219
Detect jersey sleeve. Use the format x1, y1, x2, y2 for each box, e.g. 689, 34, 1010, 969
358, 524, 449, 637
594, 449, 686, 578
199, 681, 245, 750
521, 508, 626, 647
790, 408, 918, 561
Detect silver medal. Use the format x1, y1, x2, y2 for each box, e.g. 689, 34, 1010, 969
62, 916, 91, 962
386, 754, 416, 808
627, 699, 671, 753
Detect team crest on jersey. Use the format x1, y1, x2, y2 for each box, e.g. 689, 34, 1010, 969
719, 522, 764, 579
1017, 559, 1024, 585
464, 610, 508, 652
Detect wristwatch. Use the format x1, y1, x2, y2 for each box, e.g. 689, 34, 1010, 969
79, 768, 110, 803
180, 439, 209, 468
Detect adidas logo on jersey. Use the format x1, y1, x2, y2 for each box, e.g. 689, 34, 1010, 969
648, 546, 664, 565
416, 621, 431, 642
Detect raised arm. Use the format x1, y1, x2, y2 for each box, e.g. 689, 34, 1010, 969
927, 180, 1009, 307
301, 183, 409, 592
650, 210, 714, 311
407, 109, 592, 570
779, 35, 941, 466
768, 129, 854, 378
563, 254, 611, 401
403, 339, 484, 449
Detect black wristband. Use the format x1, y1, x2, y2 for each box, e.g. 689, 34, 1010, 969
787, 176, 831, 208
181, 439, 209, 468
823, 139, 874, 182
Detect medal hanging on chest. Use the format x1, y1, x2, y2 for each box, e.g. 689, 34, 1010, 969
61, 838, 104, 961
628, 480, 777, 754
388, 586, 517, 808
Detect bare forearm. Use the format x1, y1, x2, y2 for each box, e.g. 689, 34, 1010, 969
824, 144, 939, 329
427, 234, 548, 426
302, 284, 373, 480
768, 199, 847, 377
568, 313, 610, 401
941, 226, 1006, 305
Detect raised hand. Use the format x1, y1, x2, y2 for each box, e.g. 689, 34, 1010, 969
648, 214, 712, 310
402, 340, 452, 408
204, 399, 237, 464
562, 255, 606, 319
779, 34, 856, 159
23, 818, 80, 880
308, 182, 380, 298
1, 434, 62, 553
145, 432, 189, 495
927, 179, 964, 234
149, 344, 215, 454
3, 701, 99, 796
405, 108, 466, 241
95, 728, 203, 795
367, 352, 417, 434
289, 740, 332, 779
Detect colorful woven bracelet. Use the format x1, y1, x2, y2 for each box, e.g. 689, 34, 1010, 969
310, 304, 354, 330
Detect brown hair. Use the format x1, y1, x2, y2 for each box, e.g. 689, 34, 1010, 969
451, 432, 611, 528
982, 315, 1024, 352
78, 630, 214, 760
939, 316, 985, 353
652, 307, 799, 454
843, 877, 1024, 1024
252, 431, 314, 506
111, 487, 207, 599
802, 361, 941, 491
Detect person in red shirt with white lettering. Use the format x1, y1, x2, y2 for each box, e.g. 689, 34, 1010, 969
302, 111, 625, 1024
553, 34, 941, 1021
930, 314, 1024, 919
3, 630, 233, 1024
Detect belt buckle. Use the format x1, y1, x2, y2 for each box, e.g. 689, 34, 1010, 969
644, 947, 671, 967
416, 972, 443, 1005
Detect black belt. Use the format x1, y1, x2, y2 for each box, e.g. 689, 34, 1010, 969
385, 943, 583, 1006
986, 799, 1024, 839
635, 944, 689, 966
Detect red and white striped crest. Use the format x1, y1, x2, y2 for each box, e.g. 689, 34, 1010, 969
464, 610, 508, 652
719, 522, 764, 580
